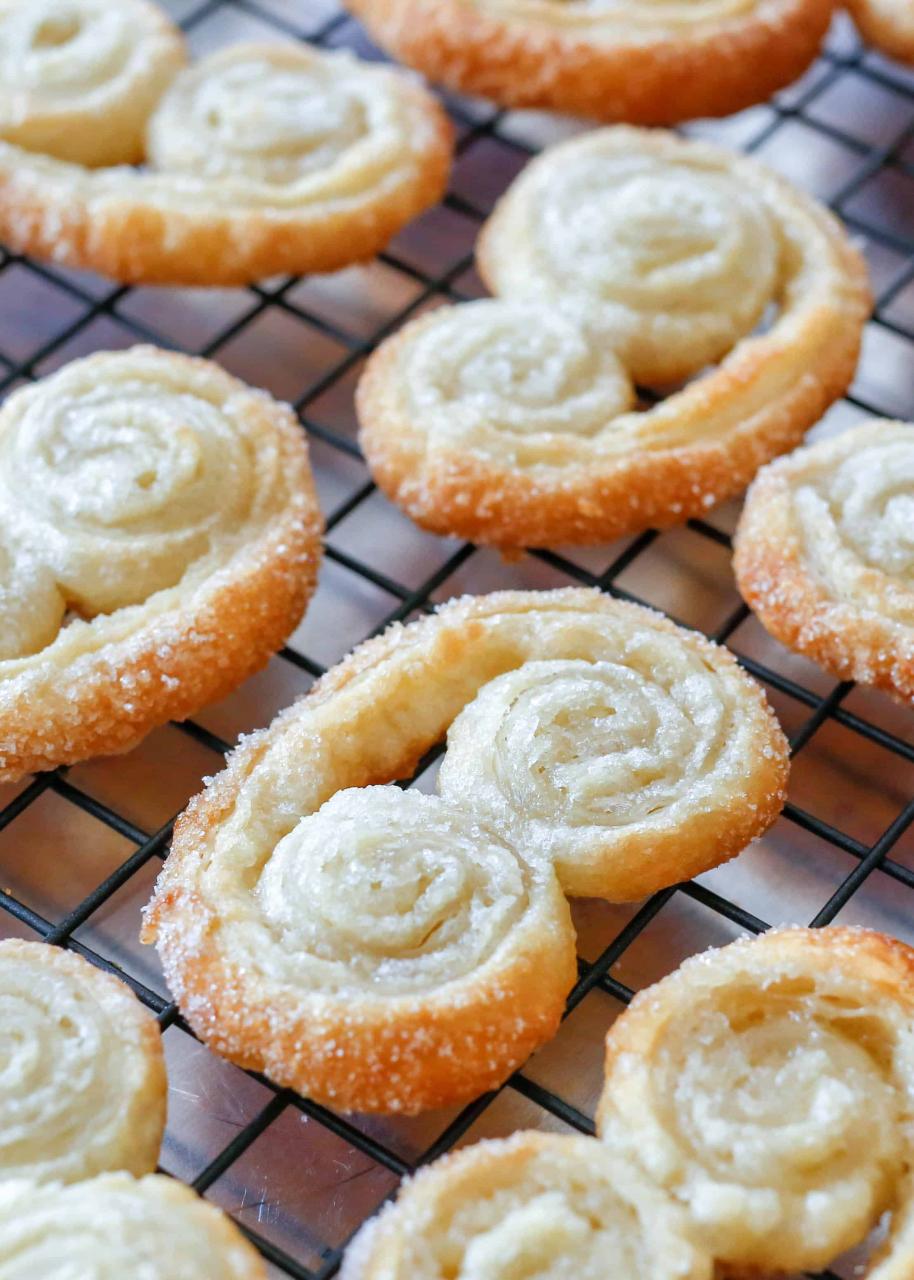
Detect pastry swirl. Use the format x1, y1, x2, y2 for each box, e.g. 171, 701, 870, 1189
149, 44, 390, 188
597, 926, 914, 1275
0, 1173, 266, 1278
0, 0, 185, 167
734, 420, 914, 702
0, 346, 321, 780
0, 357, 258, 613
480, 136, 784, 385
144, 588, 787, 1113
358, 128, 869, 548
344, 0, 832, 123
0, 940, 165, 1185
341, 1131, 712, 1280
256, 787, 570, 996
438, 644, 782, 898
155, 781, 576, 1115
381, 301, 636, 464
0, 40, 451, 285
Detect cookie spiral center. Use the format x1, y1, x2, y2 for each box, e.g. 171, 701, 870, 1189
550, 165, 771, 314
655, 992, 903, 1260
0, 365, 255, 613
448, 658, 729, 830
1, 3, 130, 100
148, 49, 380, 187
408, 301, 634, 445
255, 787, 534, 994
188, 58, 366, 180
485, 138, 783, 384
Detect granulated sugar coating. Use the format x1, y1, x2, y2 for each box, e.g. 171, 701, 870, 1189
143, 587, 788, 1115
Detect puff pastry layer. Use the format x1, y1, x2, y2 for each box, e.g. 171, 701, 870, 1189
848, 0, 914, 63
359, 128, 869, 548
0, 346, 321, 780
341, 1130, 712, 1280
0, 0, 185, 167
345, 0, 832, 122
0, 41, 451, 285
0, 1173, 266, 1278
0, 940, 165, 1185
597, 926, 914, 1276
734, 420, 914, 702
144, 587, 787, 1113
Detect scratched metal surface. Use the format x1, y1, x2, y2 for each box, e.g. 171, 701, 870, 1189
1, 2, 914, 1276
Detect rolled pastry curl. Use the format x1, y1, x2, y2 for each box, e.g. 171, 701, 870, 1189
597, 926, 914, 1276
734, 421, 914, 703
0, 42, 451, 285
246, 785, 574, 1113
0, 940, 165, 1185
144, 588, 787, 1113
0, 346, 322, 781
150, 780, 576, 1115
0, 0, 185, 167
341, 1131, 712, 1280
358, 128, 869, 548
437, 641, 789, 898
344, 0, 832, 123
0, 1173, 266, 1278
847, 0, 914, 63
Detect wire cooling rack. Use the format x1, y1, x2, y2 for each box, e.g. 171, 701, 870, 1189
2, 1, 914, 1276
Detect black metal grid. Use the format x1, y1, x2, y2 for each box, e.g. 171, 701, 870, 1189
1, 1, 914, 1276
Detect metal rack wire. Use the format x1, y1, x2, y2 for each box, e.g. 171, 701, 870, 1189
1, 1, 914, 1276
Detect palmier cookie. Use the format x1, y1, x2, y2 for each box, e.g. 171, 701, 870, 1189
0, 0, 185, 167
847, 0, 914, 63
143, 588, 788, 1114
341, 1131, 711, 1280
345, 0, 832, 123
0, 1173, 266, 1278
358, 127, 870, 549
734, 421, 914, 702
596, 926, 914, 1276
0, 940, 165, 1185
0, 346, 321, 781
0, 40, 451, 286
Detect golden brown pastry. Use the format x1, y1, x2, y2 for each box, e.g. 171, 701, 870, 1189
597, 926, 914, 1276
144, 587, 788, 1113
0, 0, 185, 166
0, 40, 452, 285
344, 0, 833, 122
0, 1173, 267, 1277
734, 420, 914, 703
358, 127, 869, 548
847, 0, 914, 63
0, 346, 322, 780
341, 1131, 712, 1279
0, 940, 165, 1185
